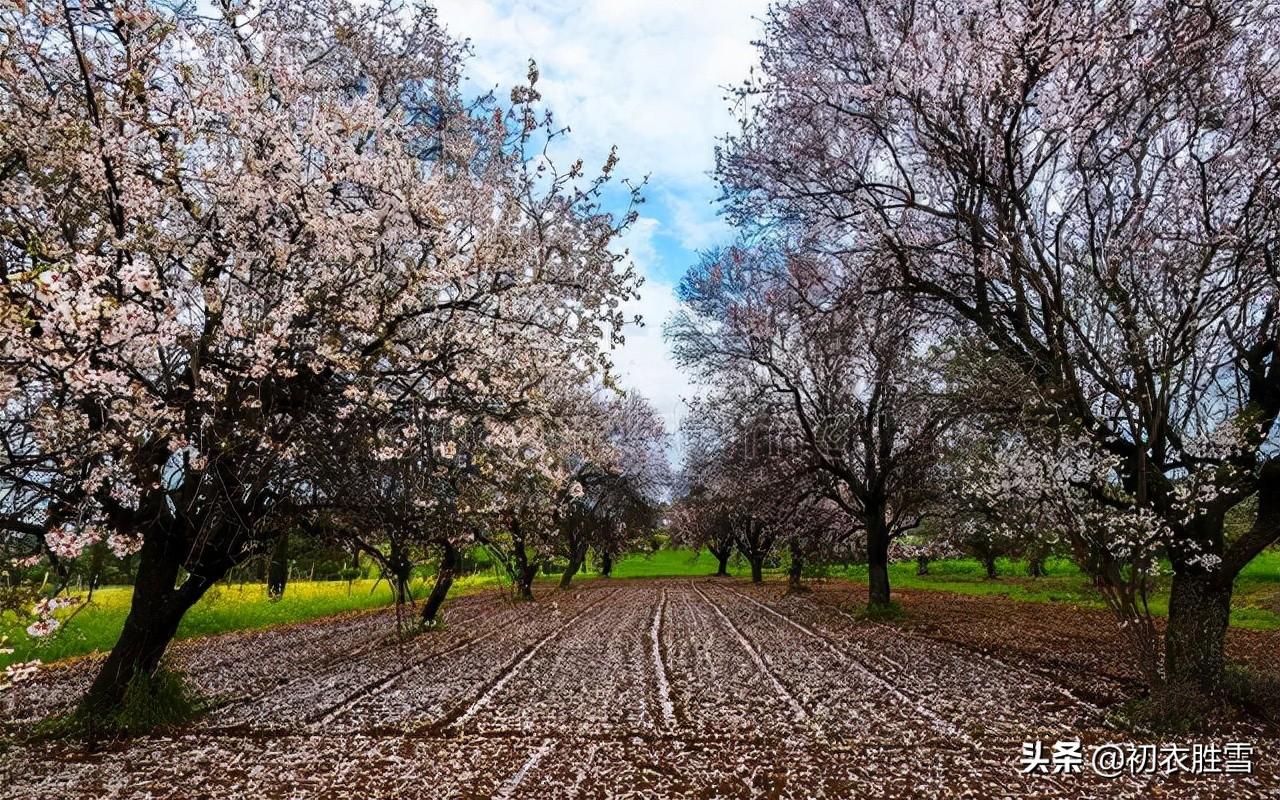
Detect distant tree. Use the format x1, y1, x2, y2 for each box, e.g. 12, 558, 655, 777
670, 243, 948, 608
721, 0, 1280, 700
553, 393, 669, 589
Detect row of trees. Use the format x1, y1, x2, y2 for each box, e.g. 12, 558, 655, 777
0, 0, 664, 730
670, 0, 1280, 708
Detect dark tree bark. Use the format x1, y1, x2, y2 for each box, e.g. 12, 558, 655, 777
1164, 571, 1233, 696
387, 541, 414, 607
1159, 479, 1280, 696
80, 532, 227, 738
734, 517, 774, 585
786, 540, 807, 593
391, 570, 411, 605
516, 562, 537, 601
710, 544, 732, 576
558, 558, 579, 589
600, 551, 613, 578
421, 540, 458, 626
559, 541, 588, 589
982, 553, 998, 580
508, 531, 534, 600
916, 555, 930, 576
1027, 555, 1046, 578
267, 529, 289, 599
86, 539, 108, 600
866, 517, 891, 608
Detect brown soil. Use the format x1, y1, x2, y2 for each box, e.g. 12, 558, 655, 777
2, 578, 1277, 798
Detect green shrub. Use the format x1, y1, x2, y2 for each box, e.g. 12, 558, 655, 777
857, 601, 906, 621
1222, 664, 1280, 725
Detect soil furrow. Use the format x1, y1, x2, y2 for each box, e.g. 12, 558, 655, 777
437, 589, 616, 732
717, 583, 969, 744
5, 578, 1277, 800
650, 587, 678, 732
494, 738, 558, 799
688, 581, 809, 724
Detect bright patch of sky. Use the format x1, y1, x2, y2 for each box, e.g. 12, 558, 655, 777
433, 0, 770, 437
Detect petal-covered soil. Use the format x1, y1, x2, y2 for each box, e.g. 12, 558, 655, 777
2, 579, 1277, 798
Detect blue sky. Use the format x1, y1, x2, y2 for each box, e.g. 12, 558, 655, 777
433, 0, 771, 432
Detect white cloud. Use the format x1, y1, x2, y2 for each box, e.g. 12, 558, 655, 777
433, 0, 756, 441
434, 0, 768, 190
610, 218, 698, 434
658, 186, 735, 251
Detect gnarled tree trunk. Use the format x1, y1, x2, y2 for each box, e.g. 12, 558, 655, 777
786, 540, 806, 593
267, 529, 289, 599
559, 541, 588, 590
516, 562, 537, 601
389, 555, 413, 607
421, 540, 458, 626
80, 531, 225, 739
1164, 571, 1233, 697
710, 544, 731, 576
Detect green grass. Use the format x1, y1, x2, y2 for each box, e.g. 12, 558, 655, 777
608, 548, 745, 578
2, 577, 459, 666
609, 548, 1280, 631
5, 549, 1276, 670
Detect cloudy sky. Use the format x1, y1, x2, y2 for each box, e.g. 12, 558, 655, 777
433, 0, 771, 434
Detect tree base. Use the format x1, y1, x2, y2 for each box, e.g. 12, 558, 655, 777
857, 601, 904, 621
37, 664, 208, 746
1112, 663, 1280, 733
1108, 688, 1221, 735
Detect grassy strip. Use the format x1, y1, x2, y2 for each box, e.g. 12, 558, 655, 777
1, 575, 497, 666
849, 552, 1279, 631
4, 550, 1276, 668
606, 549, 1280, 630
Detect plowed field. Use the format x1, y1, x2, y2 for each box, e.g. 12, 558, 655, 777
3, 579, 1277, 798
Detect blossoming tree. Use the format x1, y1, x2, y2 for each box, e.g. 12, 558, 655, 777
0, 0, 637, 724
669, 243, 948, 607
721, 0, 1280, 697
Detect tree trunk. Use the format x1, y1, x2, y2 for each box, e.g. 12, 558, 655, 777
517, 563, 537, 601
1027, 555, 1046, 578
600, 551, 613, 578
421, 541, 458, 626
391, 565, 412, 606
866, 521, 891, 608
982, 554, 998, 580
509, 532, 537, 601
786, 541, 806, 593
749, 555, 763, 583
267, 529, 289, 599
1164, 571, 1233, 696
86, 539, 108, 600
916, 555, 930, 576
80, 532, 221, 737
710, 545, 731, 576
559, 553, 583, 590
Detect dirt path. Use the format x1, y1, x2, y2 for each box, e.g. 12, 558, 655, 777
2, 579, 1277, 798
